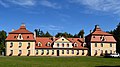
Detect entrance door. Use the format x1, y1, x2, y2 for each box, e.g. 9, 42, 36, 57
57, 50, 59, 56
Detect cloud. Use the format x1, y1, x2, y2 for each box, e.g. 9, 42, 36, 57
0, 0, 9, 7
8, 0, 36, 6
40, 25, 63, 31
70, 0, 120, 15
40, 0, 61, 9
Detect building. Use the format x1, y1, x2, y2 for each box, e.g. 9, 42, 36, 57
85, 25, 116, 56
6, 24, 88, 56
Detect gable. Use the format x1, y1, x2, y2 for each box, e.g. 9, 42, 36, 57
55, 37, 71, 43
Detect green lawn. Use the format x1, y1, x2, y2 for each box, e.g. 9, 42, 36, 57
0, 56, 120, 67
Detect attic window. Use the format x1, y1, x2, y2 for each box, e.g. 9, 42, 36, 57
62, 39, 64, 41
100, 36, 106, 41
27, 36, 29, 38
74, 43, 78, 47
14, 36, 16, 38
47, 42, 51, 46
17, 34, 23, 40
93, 36, 95, 38
38, 42, 42, 46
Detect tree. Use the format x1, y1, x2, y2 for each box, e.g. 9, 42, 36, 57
78, 29, 85, 38
44, 31, 52, 37
0, 30, 7, 55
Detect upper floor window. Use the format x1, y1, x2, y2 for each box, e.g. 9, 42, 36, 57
101, 43, 103, 47
95, 43, 97, 47
77, 50, 79, 55
38, 42, 42, 46
14, 36, 16, 38
57, 43, 59, 47
10, 42, 13, 47
19, 50, 22, 54
28, 50, 30, 54
100, 36, 106, 41
19, 42, 22, 47
110, 43, 112, 47
62, 43, 64, 47
67, 43, 69, 47
28, 42, 30, 46
62, 39, 64, 41
41, 49, 44, 55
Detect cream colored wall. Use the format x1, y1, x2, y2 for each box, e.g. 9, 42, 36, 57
91, 43, 116, 56
6, 41, 35, 56
35, 49, 88, 56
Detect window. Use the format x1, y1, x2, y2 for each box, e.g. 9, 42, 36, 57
62, 50, 64, 54
11, 50, 13, 54
38, 42, 41, 46
93, 36, 95, 38
62, 39, 64, 41
41, 50, 44, 55
74, 43, 77, 47
110, 43, 112, 47
110, 50, 112, 54
19, 42, 22, 47
101, 43, 103, 47
62, 43, 64, 47
95, 43, 97, 47
27, 36, 29, 38
10, 42, 13, 47
57, 43, 59, 47
14, 36, 16, 38
95, 50, 97, 55
100, 50, 103, 56
82, 50, 84, 55
67, 50, 69, 54
36, 50, 38, 55
27, 50, 30, 56
18, 34, 23, 40
47, 42, 51, 46
19, 50, 22, 54
72, 50, 74, 54
47, 50, 49, 55
28, 42, 30, 46
67, 43, 69, 47
77, 50, 79, 55
52, 50, 54, 55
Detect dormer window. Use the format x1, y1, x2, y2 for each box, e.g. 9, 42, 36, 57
62, 39, 64, 41
74, 43, 78, 47
100, 36, 106, 41
27, 36, 29, 38
14, 36, 16, 38
47, 42, 51, 46
38, 42, 42, 46
17, 34, 23, 40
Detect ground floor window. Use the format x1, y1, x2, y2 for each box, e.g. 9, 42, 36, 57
94, 50, 97, 56
36, 50, 38, 55
52, 50, 54, 55
41, 50, 44, 55
110, 50, 112, 54
72, 50, 74, 54
62, 50, 64, 54
82, 50, 84, 55
27, 50, 30, 56
67, 50, 69, 54
47, 50, 49, 55
77, 50, 79, 55
9, 50, 13, 56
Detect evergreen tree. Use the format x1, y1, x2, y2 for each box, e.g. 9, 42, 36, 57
45, 31, 52, 37
78, 29, 85, 38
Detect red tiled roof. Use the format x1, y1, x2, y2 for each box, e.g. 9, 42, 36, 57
9, 25, 33, 34
6, 24, 35, 41
86, 25, 116, 43
35, 37, 87, 49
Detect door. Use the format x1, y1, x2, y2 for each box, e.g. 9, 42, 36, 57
57, 50, 59, 56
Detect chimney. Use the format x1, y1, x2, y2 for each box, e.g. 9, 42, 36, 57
12, 29, 15, 31
34, 31, 36, 39
90, 30, 92, 33
53, 36, 55, 41
95, 25, 99, 28
21, 23, 25, 26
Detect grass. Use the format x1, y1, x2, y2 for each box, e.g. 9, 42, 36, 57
0, 56, 120, 67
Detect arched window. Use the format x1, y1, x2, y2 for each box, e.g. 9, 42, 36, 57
47, 42, 51, 46
74, 43, 78, 47
38, 42, 42, 46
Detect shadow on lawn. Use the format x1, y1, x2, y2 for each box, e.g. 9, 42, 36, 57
95, 66, 120, 67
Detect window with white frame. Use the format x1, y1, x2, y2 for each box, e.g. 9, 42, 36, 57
62, 50, 64, 54
72, 50, 74, 54
67, 43, 69, 47
19, 42, 22, 47
52, 50, 54, 55
17, 34, 23, 40
47, 42, 51, 46
74, 43, 78, 47
47, 50, 49, 55
67, 50, 69, 54
41, 49, 44, 54
77, 50, 79, 55
38, 42, 41, 46
110, 43, 112, 47
10, 42, 13, 47
19, 50, 22, 54
36, 50, 38, 55
82, 50, 84, 55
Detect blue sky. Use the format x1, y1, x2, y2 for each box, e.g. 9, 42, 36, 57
0, 0, 120, 36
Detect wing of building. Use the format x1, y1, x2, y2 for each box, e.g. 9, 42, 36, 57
6, 24, 88, 56
85, 25, 116, 56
